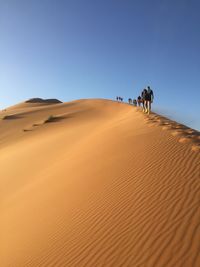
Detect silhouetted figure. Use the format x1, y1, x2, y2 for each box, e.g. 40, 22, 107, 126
146, 86, 154, 114
128, 98, 132, 104
141, 89, 148, 112
133, 99, 137, 106
137, 96, 142, 107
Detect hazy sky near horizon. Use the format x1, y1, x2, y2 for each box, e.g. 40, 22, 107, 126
0, 0, 200, 130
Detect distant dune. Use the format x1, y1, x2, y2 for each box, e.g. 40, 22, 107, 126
0, 99, 199, 267
25, 98, 62, 104
5, 98, 62, 111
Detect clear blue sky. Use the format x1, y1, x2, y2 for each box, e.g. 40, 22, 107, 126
0, 0, 200, 130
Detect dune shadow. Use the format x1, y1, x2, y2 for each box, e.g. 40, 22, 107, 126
44, 115, 72, 124
2, 114, 24, 120
23, 129, 33, 132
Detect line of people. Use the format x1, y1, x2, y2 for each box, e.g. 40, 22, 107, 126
116, 85, 154, 114
116, 96, 124, 102
116, 96, 137, 106
128, 98, 137, 106
138, 86, 154, 114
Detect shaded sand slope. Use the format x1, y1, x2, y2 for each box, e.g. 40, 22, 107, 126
0, 99, 199, 267
4, 98, 62, 111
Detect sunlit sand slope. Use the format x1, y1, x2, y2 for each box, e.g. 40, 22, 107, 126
0, 99, 199, 267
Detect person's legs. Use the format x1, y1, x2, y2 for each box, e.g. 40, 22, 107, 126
142, 100, 145, 112
147, 101, 151, 114
145, 101, 148, 114
145, 101, 147, 112
147, 101, 149, 114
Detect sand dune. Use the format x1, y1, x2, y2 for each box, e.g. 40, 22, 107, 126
0, 99, 199, 267
4, 98, 62, 112
25, 98, 62, 104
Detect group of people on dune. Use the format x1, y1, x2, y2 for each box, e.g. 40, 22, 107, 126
116, 96, 124, 102
137, 86, 154, 114
116, 86, 154, 114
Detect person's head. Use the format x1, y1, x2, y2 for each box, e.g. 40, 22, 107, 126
147, 86, 150, 90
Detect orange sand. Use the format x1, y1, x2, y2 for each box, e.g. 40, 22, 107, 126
0, 99, 199, 267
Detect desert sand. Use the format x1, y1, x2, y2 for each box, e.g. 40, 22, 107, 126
0, 98, 199, 267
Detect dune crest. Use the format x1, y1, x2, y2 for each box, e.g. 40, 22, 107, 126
0, 99, 199, 267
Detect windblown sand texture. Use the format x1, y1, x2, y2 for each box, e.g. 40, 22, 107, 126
0, 99, 199, 267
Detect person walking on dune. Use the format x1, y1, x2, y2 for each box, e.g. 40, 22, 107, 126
146, 86, 154, 114
133, 99, 137, 106
137, 95, 142, 107
141, 88, 147, 113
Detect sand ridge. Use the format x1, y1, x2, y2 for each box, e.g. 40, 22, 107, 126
144, 112, 200, 151
0, 99, 199, 267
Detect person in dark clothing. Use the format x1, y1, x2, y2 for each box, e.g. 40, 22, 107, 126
137, 96, 142, 107
128, 98, 132, 104
141, 89, 148, 112
146, 86, 154, 114
133, 99, 137, 106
